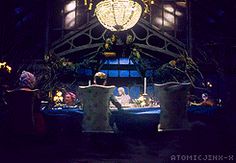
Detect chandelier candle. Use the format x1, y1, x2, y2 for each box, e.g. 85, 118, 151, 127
144, 77, 147, 95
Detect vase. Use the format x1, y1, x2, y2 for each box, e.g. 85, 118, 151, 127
154, 82, 191, 131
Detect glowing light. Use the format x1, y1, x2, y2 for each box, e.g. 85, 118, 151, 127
176, 1, 187, 7
6, 65, 12, 73
65, 12, 75, 29
0, 62, 6, 67
64, 1, 76, 29
155, 17, 163, 25
53, 90, 63, 103
144, 77, 147, 95
0, 62, 12, 73
84, 0, 88, 6
164, 5, 182, 16
155, 4, 183, 28
175, 11, 182, 16
95, 0, 143, 31
88, 3, 93, 10
65, 1, 76, 12
164, 12, 174, 24
207, 82, 213, 88
56, 91, 62, 97
164, 5, 174, 13
155, 16, 172, 27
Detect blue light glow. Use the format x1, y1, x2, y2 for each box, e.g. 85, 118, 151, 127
119, 58, 130, 64
130, 70, 141, 77
120, 70, 129, 77
109, 70, 119, 77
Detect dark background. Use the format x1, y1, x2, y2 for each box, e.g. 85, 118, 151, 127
0, 1, 236, 162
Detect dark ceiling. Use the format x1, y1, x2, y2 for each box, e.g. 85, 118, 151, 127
0, 0, 47, 62
0, 0, 236, 67
191, 0, 236, 44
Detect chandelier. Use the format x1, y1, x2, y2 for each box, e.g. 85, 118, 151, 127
95, 0, 143, 31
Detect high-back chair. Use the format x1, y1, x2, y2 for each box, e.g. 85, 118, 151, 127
154, 82, 191, 131
78, 85, 115, 133
6, 88, 39, 135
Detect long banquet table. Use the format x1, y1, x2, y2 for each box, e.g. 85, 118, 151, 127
42, 105, 223, 133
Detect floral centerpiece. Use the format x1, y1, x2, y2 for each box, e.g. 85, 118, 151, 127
134, 95, 150, 107
53, 90, 63, 105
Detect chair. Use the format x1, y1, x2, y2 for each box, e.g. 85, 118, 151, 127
78, 85, 115, 133
154, 82, 191, 131
6, 88, 39, 135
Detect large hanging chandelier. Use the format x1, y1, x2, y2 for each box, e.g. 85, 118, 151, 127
95, 0, 143, 31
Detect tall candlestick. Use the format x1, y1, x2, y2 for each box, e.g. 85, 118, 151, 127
144, 77, 147, 95
88, 80, 91, 86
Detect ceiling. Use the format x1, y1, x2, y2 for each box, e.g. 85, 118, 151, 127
1, 0, 236, 68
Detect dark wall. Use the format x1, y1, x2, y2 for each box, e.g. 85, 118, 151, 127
0, 0, 47, 63
191, 0, 236, 111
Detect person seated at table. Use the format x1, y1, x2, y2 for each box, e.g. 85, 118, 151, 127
93, 72, 122, 110
199, 93, 214, 106
190, 93, 214, 106
6, 70, 45, 135
64, 91, 77, 106
117, 87, 131, 106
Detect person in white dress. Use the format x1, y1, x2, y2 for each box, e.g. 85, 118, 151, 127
117, 87, 131, 106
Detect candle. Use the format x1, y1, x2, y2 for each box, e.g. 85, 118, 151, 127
144, 77, 147, 95
88, 80, 91, 86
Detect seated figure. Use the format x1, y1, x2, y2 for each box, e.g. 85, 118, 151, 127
117, 87, 131, 106
190, 93, 214, 107
200, 93, 214, 106
78, 72, 121, 132
64, 92, 77, 106
6, 71, 44, 135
